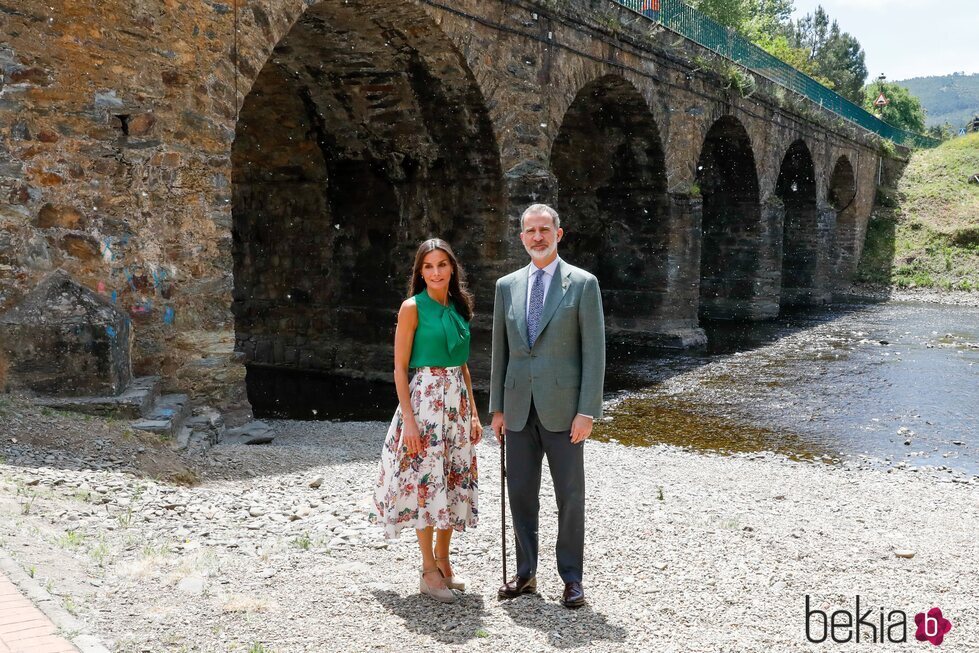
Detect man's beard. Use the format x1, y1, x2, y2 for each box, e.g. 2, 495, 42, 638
524, 240, 557, 261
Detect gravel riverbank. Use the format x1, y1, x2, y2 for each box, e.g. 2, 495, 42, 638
2, 417, 978, 652
842, 284, 979, 307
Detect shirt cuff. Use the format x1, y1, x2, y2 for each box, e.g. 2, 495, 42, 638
576, 413, 593, 420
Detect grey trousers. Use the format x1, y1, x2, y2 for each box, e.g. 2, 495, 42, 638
505, 402, 585, 583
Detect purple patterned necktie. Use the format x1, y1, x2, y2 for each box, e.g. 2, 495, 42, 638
528, 268, 544, 347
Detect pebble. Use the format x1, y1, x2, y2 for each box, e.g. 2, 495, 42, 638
176, 573, 206, 595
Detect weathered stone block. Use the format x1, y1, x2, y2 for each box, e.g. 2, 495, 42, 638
56, 232, 101, 261
0, 270, 132, 396
36, 203, 84, 229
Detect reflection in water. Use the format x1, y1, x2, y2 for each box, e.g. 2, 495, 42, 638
604, 301, 979, 474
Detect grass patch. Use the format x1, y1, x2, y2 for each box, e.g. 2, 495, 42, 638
90, 538, 110, 566
71, 489, 94, 503
20, 492, 37, 515
291, 533, 312, 551
141, 542, 172, 558
58, 530, 85, 549
857, 133, 979, 289
247, 644, 274, 653
117, 505, 135, 529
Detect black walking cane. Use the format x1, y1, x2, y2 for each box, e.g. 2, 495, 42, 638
500, 429, 508, 586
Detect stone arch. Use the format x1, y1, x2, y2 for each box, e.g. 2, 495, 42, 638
696, 116, 773, 320
829, 155, 859, 278
549, 74, 671, 329
776, 139, 819, 307
231, 0, 505, 416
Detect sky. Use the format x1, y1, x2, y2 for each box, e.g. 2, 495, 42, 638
791, 0, 979, 81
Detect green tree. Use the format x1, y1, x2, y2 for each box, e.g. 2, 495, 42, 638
815, 26, 867, 101
791, 6, 867, 103
690, 0, 793, 38
687, 1, 868, 103
689, 0, 750, 31
754, 33, 834, 87
926, 122, 954, 142
743, 0, 795, 40
689, 1, 860, 97
863, 82, 927, 133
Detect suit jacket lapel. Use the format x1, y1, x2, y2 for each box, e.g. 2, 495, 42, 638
510, 264, 532, 350
534, 259, 570, 344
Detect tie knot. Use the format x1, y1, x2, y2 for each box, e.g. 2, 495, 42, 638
535, 268, 545, 279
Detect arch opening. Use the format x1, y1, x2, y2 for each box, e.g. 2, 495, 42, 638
549, 75, 670, 327
231, 0, 504, 418
776, 140, 819, 307
829, 156, 858, 279
696, 116, 763, 320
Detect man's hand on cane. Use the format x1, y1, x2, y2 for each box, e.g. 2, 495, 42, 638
491, 412, 506, 443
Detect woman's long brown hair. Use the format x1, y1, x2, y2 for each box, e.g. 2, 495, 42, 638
407, 238, 475, 321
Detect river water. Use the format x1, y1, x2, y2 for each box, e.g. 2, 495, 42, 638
598, 300, 979, 475
255, 299, 979, 476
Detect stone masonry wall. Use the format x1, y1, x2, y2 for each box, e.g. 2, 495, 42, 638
0, 0, 886, 404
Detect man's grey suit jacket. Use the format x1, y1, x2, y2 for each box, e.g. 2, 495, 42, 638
489, 258, 605, 433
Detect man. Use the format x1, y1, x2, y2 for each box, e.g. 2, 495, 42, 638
490, 203, 605, 609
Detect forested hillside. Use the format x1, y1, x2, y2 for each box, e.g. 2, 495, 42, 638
895, 73, 979, 128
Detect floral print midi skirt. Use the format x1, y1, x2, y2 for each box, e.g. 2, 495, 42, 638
370, 366, 478, 539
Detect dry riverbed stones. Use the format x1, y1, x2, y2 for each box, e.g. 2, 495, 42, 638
1, 419, 978, 652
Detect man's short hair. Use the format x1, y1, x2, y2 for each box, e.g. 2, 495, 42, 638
520, 204, 560, 231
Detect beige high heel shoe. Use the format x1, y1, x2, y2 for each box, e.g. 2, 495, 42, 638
436, 556, 466, 592
420, 567, 456, 603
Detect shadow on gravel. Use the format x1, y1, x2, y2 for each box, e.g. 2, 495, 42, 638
370, 590, 488, 643
500, 598, 628, 648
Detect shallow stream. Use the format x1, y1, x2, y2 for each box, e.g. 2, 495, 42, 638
598, 300, 979, 475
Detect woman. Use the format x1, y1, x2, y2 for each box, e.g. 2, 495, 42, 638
370, 238, 481, 604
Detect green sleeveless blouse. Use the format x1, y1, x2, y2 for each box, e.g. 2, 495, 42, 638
408, 291, 471, 368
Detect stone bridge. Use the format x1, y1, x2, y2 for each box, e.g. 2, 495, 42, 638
0, 0, 883, 409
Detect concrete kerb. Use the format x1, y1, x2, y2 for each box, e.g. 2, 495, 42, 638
0, 546, 111, 653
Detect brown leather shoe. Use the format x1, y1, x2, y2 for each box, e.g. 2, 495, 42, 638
561, 581, 585, 608
497, 575, 537, 600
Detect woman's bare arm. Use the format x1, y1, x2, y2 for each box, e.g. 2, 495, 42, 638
461, 363, 482, 444
393, 299, 422, 454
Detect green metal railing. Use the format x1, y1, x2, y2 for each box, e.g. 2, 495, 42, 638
614, 0, 939, 148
